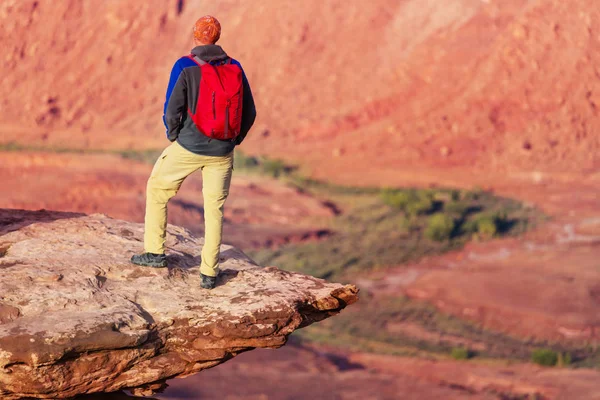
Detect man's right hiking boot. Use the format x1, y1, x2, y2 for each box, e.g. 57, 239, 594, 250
130, 252, 167, 268
200, 273, 217, 290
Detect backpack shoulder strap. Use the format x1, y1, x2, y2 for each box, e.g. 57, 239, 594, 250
188, 54, 207, 66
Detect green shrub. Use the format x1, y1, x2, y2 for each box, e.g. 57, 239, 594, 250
381, 190, 435, 216
261, 158, 288, 178
531, 349, 559, 366
475, 216, 497, 239
463, 187, 484, 202
450, 190, 461, 202
461, 218, 478, 235
462, 212, 504, 240
451, 347, 472, 360
431, 190, 453, 203
381, 189, 413, 209
425, 214, 455, 242
119, 149, 162, 164
400, 215, 420, 232
234, 152, 260, 170
232, 151, 295, 178
406, 192, 435, 216
0, 142, 26, 152
444, 201, 469, 216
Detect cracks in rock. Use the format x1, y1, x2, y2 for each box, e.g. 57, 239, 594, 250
1, 360, 27, 372
87, 275, 108, 291
130, 380, 169, 397
87, 275, 107, 290
0, 261, 20, 269
96, 275, 107, 288
87, 267, 109, 292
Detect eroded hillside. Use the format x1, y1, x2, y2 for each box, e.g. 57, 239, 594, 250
2, 0, 599, 183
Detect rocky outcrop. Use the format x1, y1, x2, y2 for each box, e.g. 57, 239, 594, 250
0, 209, 358, 399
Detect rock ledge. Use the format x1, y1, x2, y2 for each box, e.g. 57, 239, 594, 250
0, 209, 358, 399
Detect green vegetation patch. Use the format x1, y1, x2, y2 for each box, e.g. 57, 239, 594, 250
451, 347, 474, 360
425, 214, 455, 242
249, 181, 542, 281
233, 151, 296, 178
295, 295, 540, 362
119, 149, 163, 164
531, 349, 573, 367
381, 189, 437, 216
295, 295, 595, 366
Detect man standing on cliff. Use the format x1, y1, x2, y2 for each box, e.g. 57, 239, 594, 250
131, 16, 256, 289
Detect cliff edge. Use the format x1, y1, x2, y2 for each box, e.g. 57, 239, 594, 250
0, 209, 358, 399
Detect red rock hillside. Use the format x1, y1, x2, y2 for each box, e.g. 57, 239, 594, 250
2, 0, 599, 185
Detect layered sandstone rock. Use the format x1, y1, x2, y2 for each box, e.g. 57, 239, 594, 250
0, 209, 358, 399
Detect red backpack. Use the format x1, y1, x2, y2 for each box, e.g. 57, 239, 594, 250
188, 55, 244, 141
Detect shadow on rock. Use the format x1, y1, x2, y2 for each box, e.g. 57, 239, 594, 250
217, 269, 240, 287
166, 252, 201, 270
0, 209, 86, 235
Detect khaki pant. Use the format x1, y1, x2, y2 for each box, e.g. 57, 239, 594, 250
144, 140, 233, 277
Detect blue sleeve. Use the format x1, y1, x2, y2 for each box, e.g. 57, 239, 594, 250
231, 59, 251, 93
163, 60, 185, 133
231, 59, 257, 144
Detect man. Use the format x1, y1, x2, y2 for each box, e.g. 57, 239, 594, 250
131, 15, 256, 289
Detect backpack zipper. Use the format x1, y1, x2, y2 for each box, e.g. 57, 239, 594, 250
224, 99, 230, 139
212, 91, 216, 120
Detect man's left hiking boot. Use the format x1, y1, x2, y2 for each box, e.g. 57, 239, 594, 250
200, 273, 217, 289
130, 252, 167, 268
